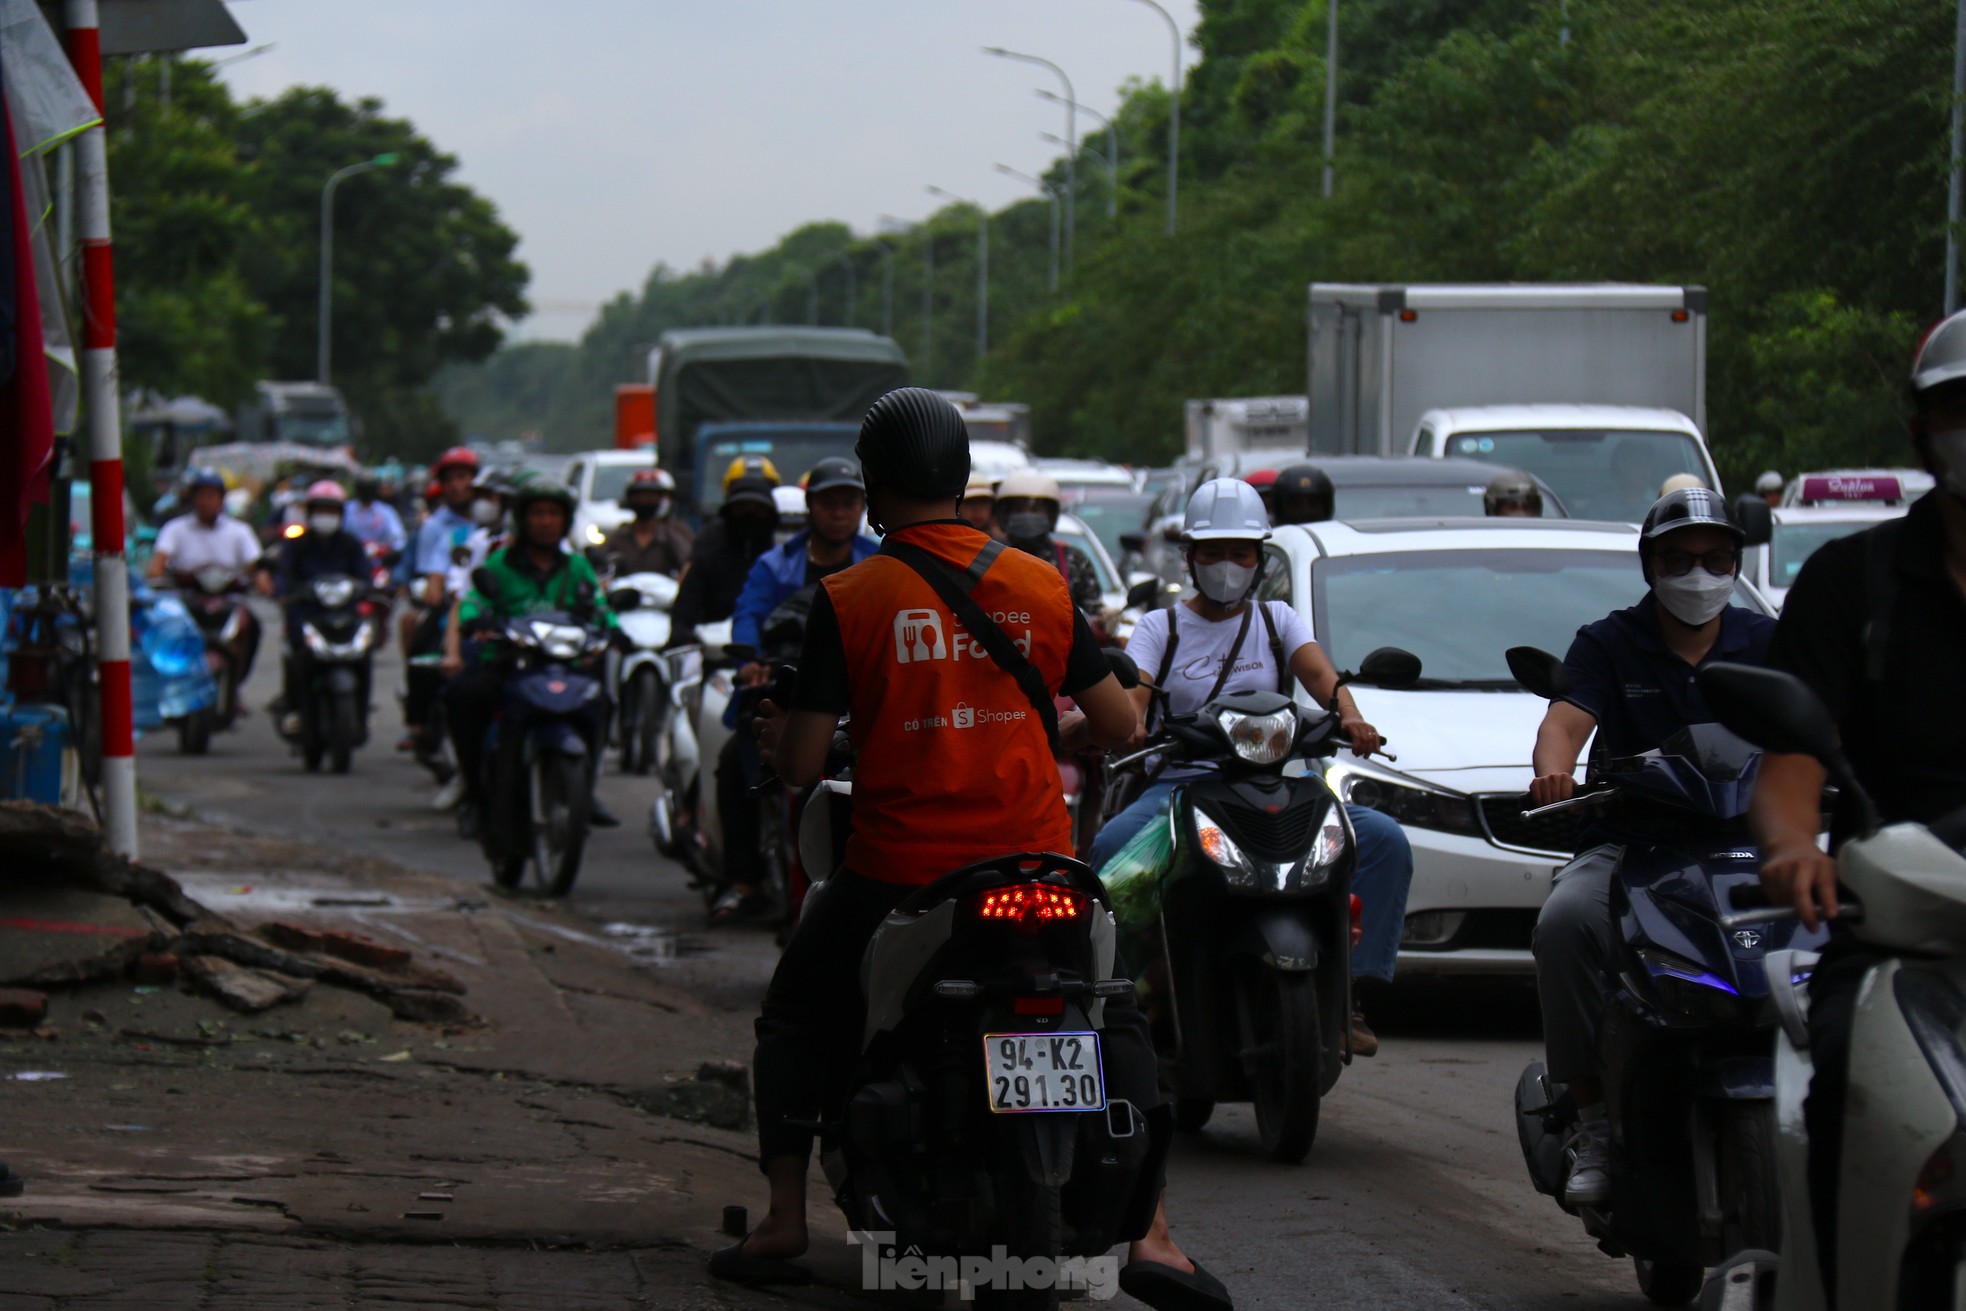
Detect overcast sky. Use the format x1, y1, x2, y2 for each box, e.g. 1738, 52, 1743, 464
215, 0, 1202, 342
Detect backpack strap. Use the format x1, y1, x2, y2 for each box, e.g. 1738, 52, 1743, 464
879, 536, 1061, 753
1257, 601, 1291, 694
1862, 517, 1907, 683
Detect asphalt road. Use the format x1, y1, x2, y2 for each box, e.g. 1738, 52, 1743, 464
134, 608, 1652, 1310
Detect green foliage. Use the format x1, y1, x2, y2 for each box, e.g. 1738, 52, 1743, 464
443, 0, 1956, 486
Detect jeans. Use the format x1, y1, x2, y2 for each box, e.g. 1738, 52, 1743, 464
1529, 844, 1622, 1086
1086, 782, 1415, 982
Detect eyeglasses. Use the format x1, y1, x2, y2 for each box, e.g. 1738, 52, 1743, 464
1655, 547, 1740, 578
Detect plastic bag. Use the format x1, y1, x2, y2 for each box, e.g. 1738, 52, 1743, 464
1098, 808, 1172, 934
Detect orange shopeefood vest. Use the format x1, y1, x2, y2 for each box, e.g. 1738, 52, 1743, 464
821, 520, 1079, 885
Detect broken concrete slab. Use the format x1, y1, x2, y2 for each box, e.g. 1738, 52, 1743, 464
180, 956, 311, 1014
0, 987, 49, 1027
0, 885, 165, 985
0, 801, 205, 926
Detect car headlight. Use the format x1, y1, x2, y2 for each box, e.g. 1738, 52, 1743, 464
585, 523, 607, 546
1325, 757, 1483, 837
1216, 705, 1296, 765
1194, 808, 1260, 889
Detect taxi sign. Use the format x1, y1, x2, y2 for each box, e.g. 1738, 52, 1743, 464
1797, 474, 1902, 505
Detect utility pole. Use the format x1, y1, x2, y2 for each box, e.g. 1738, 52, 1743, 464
1123, 0, 1182, 236
985, 48, 1075, 273
319, 153, 399, 384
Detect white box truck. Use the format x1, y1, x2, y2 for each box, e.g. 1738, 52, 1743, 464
1307, 283, 1715, 522
1184, 395, 1309, 461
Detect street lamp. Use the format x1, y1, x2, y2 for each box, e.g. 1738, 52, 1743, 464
927, 186, 988, 361
996, 164, 1060, 293
318, 152, 400, 385
1120, 0, 1182, 235
1041, 131, 1115, 221
984, 47, 1075, 272
1037, 90, 1122, 219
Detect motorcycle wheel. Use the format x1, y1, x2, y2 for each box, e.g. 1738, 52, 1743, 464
1719, 1101, 1780, 1252
1174, 1097, 1215, 1133
1633, 1257, 1703, 1306
617, 679, 641, 774
976, 1161, 1064, 1311
491, 852, 526, 889
631, 667, 662, 777
300, 696, 324, 773
757, 791, 790, 910
328, 691, 359, 775
531, 752, 590, 898
178, 704, 214, 755
1233, 961, 1321, 1164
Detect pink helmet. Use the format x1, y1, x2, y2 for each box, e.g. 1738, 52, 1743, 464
304, 480, 347, 505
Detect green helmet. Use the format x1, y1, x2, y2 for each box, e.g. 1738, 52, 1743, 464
511, 479, 575, 527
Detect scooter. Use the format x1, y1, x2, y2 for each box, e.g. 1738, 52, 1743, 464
604, 571, 677, 775
1695, 663, 1966, 1311
170, 566, 255, 754
650, 618, 736, 884
817, 850, 1160, 1309
278, 573, 382, 775
1506, 649, 1825, 1307
1095, 647, 1420, 1164
476, 599, 612, 896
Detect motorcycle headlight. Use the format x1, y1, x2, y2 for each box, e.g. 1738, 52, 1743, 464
1216, 705, 1296, 765
541, 624, 586, 661
1324, 757, 1483, 837
585, 523, 607, 546
312, 576, 356, 608
302, 622, 333, 657
195, 565, 232, 594
1194, 809, 1260, 890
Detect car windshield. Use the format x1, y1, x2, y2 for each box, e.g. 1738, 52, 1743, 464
1066, 491, 1155, 559
589, 461, 654, 503
1335, 481, 1541, 519
1312, 547, 1759, 686
1440, 429, 1707, 524
694, 430, 858, 508
1769, 519, 1876, 587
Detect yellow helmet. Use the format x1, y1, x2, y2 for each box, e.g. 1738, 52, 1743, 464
723, 455, 781, 494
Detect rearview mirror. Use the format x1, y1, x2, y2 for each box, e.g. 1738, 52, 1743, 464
1125, 578, 1164, 610
1731, 494, 1773, 547
1351, 646, 1422, 690
1506, 646, 1571, 700
1698, 662, 1879, 834
1103, 647, 1140, 689
1119, 532, 1146, 556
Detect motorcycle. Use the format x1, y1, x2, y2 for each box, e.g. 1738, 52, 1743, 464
277, 573, 383, 774
1696, 662, 1966, 1311
816, 849, 1158, 1310
1505, 648, 1825, 1307
474, 594, 611, 896
604, 571, 678, 775
1094, 646, 1420, 1164
170, 565, 255, 755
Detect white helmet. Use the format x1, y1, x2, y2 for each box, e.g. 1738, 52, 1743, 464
1659, 472, 1707, 496
994, 471, 1062, 505
1913, 308, 1966, 394
1181, 478, 1272, 543
1754, 470, 1783, 494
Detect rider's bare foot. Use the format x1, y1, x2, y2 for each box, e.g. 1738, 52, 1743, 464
738, 1207, 807, 1260
1127, 1199, 1195, 1274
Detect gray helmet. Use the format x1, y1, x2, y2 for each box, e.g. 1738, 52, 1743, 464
1640, 486, 1744, 542
1753, 470, 1783, 495
1483, 471, 1542, 516
1913, 308, 1966, 395
854, 387, 971, 499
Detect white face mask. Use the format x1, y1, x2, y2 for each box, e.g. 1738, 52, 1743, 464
1195, 559, 1257, 605
470, 499, 503, 527
1003, 510, 1052, 541
1930, 428, 1966, 499
1653, 568, 1734, 626
307, 512, 341, 536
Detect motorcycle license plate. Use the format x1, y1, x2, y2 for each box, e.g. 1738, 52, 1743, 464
983, 1032, 1105, 1113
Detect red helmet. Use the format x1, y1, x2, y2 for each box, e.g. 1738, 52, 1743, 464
1244, 468, 1279, 490
627, 468, 676, 493
432, 446, 479, 476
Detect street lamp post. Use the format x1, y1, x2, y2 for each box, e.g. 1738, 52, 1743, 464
830, 250, 858, 325
984, 47, 1074, 272
996, 164, 1060, 293
874, 240, 895, 337
927, 186, 987, 361
318, 152, 399, 385
1041, 131, 1115, 221
1038, 91, 1122, 219
1122, 0, 1182, 236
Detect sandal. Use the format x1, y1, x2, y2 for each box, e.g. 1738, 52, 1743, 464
707, 1237, 811, 1287
1119, 1259, 1233, 1311
708, 888, 771, 925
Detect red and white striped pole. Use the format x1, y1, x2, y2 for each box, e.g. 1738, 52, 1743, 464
64, 0, 138, 857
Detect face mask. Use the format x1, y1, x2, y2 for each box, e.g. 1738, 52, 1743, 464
631, 500, 666, 522
307, 513, 341, 536
470, 500, 502, 527
1653, 569, 1734, 626
1004, 511, 1051, 541
1195, 559, 1256, 605
1931, 429, 1966, 499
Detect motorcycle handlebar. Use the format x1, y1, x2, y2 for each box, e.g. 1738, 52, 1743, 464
1520, 789, 1617, 821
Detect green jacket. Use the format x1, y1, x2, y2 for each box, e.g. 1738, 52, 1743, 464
458, 545, 616, 631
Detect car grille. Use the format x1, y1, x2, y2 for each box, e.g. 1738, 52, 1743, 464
1210, 797, 1318, 862
1477, 794, 1582, 856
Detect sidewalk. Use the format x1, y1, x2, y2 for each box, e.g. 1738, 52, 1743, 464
0, 809, 869, 1308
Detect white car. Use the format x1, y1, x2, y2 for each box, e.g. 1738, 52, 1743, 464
1052, 511, 1128, 617
1256, 516, 1774, 976
968, 440, 1034, 484
1035, 457, 1138, 497
562, 449, 657, 551
1746, 470, 1919, 609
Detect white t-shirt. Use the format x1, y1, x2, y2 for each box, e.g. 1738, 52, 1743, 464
154, 514, 262, 574
1128, 600, 1317, 717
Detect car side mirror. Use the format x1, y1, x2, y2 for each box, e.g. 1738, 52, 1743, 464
1731, 494, 1773, 547
1119, 532, 1146, 556
1125, 578, 1163, 610
1350, 646, 1422, 690
1699, 662, 1880, 834
1506, 646, 1572, 700
1104, 647, 1140, 689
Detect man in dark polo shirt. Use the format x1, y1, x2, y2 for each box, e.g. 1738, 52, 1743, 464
1526, 487, 1777, 1208
1749, 309, 1966, 1301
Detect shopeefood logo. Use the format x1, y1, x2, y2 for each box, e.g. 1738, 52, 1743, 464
892, 608, 1036, 664
856, 1232, 1119, 1301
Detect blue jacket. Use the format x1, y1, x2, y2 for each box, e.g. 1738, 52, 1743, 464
731, 529, 878, 649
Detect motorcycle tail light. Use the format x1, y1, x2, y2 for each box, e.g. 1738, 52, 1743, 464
974, 883, 1084, 927
1013, 996, 1066, 1017
1349, 894, 1363, 950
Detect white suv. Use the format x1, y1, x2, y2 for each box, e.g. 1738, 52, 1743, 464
561, 449, 657, 550
1257, 516, 1773, 975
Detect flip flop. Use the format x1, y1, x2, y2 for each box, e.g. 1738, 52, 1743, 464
1118, 1259, 1233, 1311
707, 1238, 812, 1287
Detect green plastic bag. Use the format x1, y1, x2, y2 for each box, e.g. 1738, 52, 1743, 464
1098, 807, 1173, 934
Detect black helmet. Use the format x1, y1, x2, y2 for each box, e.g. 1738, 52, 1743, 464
1483, 471, 1543, 516
1271, 463, 1334, 525
721, 474, 780, 518
854, 387, 971, 499
1638, 486, 1744, 580
804, 456, 865, 497
511, 480, 575, 524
